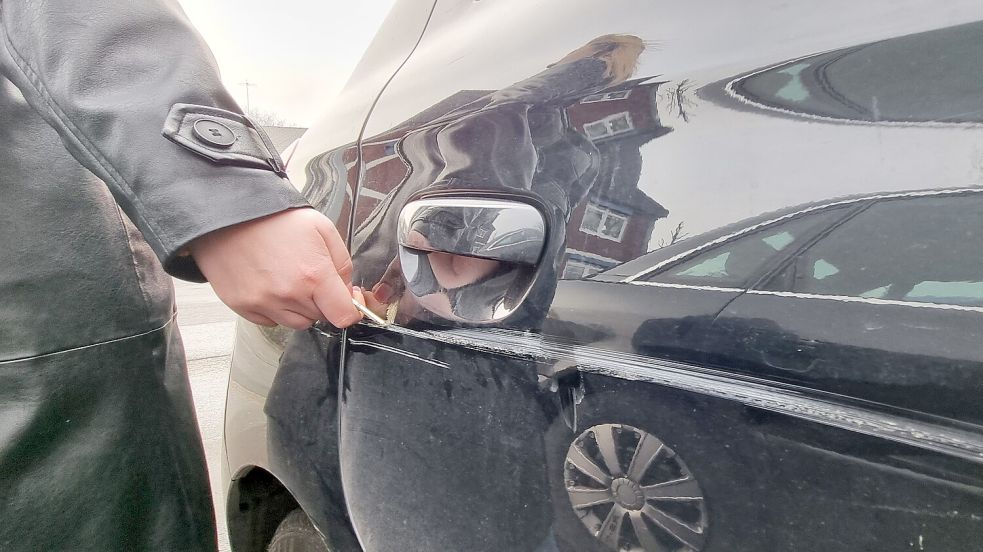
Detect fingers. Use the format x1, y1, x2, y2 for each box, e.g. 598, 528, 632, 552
196, 208, 365, 330
313, 270, 362, 328
314, 216, 354, 288
361, 288, 390, 318
242, 309, 316, 330
240, 311, 278, 327
351, 285, 366, 308
270, 310, 318, 331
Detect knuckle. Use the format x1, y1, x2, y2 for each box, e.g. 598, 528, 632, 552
298, 264, 325, 286
335, 259, 354, 280
282, 319, 311, 331
269, 281, 298, 301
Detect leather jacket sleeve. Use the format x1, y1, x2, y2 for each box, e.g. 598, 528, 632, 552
0, 0, 309, 281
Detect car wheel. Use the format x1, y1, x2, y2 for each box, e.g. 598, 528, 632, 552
546, 383, 763, 552
561, 423, 708, 552
267, 509, 333, 552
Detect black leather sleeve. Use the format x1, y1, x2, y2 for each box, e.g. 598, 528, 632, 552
0, 0, 309, 281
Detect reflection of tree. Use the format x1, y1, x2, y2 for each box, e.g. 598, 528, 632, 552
660, 79, 697, 122
657, 221, 688, 248
247, 107, 290, 127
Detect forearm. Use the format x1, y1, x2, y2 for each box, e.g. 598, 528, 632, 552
0, 0, 306, 280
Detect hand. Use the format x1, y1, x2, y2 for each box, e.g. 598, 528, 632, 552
187, 208, 363, 329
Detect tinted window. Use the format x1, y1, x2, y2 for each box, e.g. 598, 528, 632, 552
646, 208, 847, 287
764, 194, 983, 306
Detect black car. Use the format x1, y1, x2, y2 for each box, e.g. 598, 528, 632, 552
222, 1, 983, 550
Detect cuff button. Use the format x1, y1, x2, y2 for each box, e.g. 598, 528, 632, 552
193, 118, 237, 148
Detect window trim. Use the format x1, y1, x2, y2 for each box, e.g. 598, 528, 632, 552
562, 258, 607, 279
625, 281, 983, 314
626, 188, 983, 312
583, 111, 635, 140
580, 203, 629, 242
758, 196, 983, 309
623, 188, 983, 283
580, 90, 633, 103
639, 205, 859, 289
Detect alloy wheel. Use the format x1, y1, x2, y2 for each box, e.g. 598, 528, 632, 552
563, 424, 709, 552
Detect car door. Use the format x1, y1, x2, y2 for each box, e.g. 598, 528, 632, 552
339, 1, 983, 551
702, 195, 983, 544
224, 1, 437, 547
640, 193, 983, 548
709, 192, 983, 426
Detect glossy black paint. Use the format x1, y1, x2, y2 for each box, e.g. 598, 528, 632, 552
224, 1, 983, 551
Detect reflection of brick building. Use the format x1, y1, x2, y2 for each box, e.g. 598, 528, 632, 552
351, 79, 671, 276
354, 91, 490, 225
561, 79, 670, 278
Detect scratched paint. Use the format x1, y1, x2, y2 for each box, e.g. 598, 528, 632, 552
328, 323, 983, 464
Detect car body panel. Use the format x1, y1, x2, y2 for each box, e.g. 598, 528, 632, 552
226, 0, 983, 550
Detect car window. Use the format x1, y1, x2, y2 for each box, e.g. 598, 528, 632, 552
763, 194, 983, 307
645, 208, 847, 287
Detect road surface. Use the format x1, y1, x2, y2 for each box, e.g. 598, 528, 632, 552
174, 278, 236, 552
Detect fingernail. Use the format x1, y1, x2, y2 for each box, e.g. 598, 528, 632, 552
352, 285, 361, 294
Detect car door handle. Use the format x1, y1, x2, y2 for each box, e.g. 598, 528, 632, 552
397, 198, 546, 265
395, 197, 547, 324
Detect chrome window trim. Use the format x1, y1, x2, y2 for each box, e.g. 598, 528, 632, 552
746, 289, 983, 313
623, 187, 983, 283
626, 281, 745, 293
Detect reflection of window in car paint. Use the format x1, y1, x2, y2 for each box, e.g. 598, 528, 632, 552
580, 203, 628, 242
775, 63, 811, 102
764, 194, 983, 307
730, 22, 983, 125
907, 281, 983, 304
580, 90, 632, 103
562, 258, 606, 279
646, 208, 848, 288
583, 111, 634, 140
811, 259, 840, 279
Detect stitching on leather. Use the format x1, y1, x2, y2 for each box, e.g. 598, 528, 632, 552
0, 314, 178, 365
0, 7, 167, 248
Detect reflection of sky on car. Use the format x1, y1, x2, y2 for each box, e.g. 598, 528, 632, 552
360, 0, 983, 138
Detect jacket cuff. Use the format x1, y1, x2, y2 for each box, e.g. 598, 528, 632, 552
162, 103, 286, 176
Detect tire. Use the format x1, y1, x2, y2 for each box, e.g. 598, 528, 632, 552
267, 509, 333, 552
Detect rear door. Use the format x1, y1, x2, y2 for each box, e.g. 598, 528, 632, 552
340, 1, 983, 551
709, 192, 983, 426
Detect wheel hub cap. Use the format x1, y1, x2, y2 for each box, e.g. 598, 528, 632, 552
563, 423, 709, 551
611, 477, 645, 510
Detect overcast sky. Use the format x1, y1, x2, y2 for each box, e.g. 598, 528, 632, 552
177, 0, 396, 127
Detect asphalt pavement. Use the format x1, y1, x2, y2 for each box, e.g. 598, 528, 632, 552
174, 278, 236, 552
